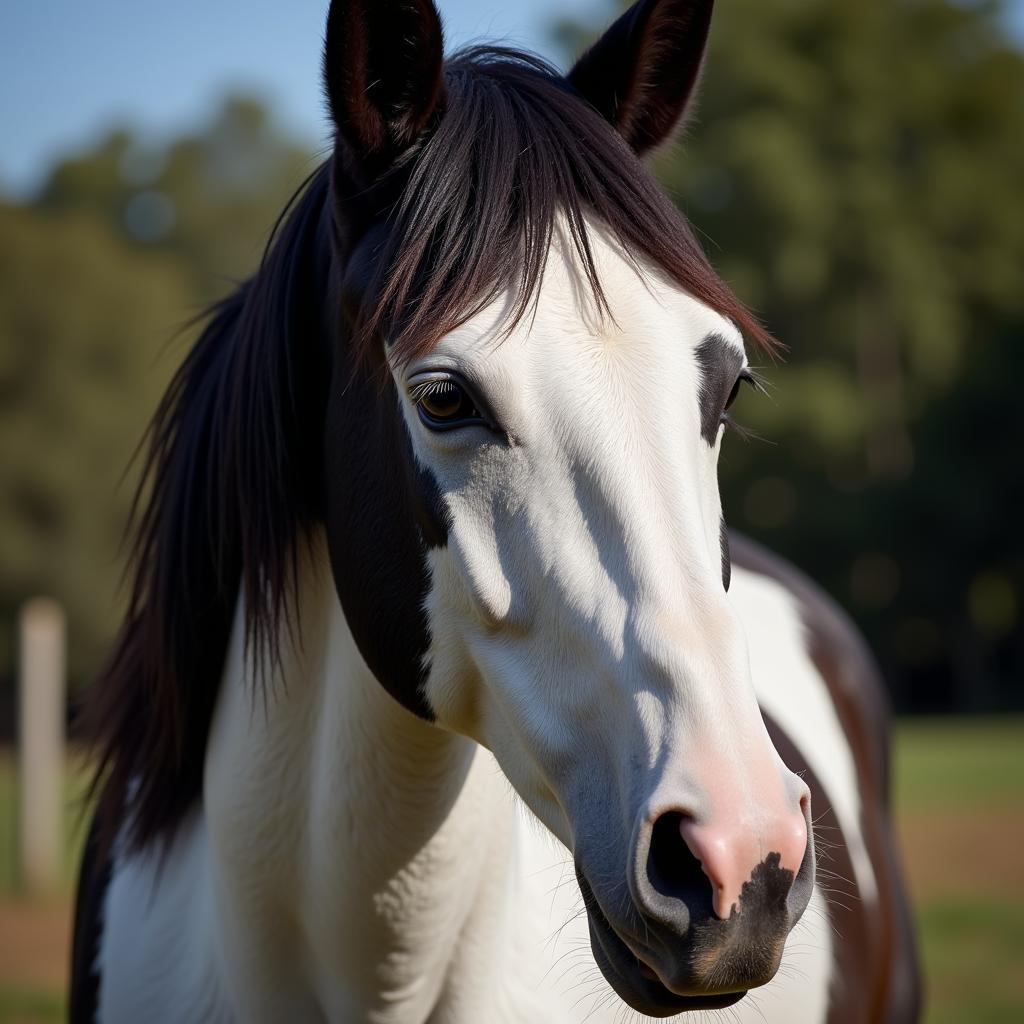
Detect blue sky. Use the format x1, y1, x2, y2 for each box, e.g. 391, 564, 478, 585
1, 0, 1021, 198
0, 0, 610, 197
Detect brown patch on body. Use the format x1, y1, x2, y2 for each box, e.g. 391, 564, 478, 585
732, 533, 922, 1023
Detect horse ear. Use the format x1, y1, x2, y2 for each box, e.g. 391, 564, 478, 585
567, 0, 714, 155
323, 0, 446, 177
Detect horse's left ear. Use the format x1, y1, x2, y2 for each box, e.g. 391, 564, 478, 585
323, 0, 446, 179
567, 0, 714, 155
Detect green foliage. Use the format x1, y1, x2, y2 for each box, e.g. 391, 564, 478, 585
0, 98, 313, 698
0, 206, 189, 685
38, 98, 315, 299
562, 0, 1024, 710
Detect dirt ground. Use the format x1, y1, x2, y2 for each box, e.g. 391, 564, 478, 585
0, 900, 70, 992
896, 807, 1024, 902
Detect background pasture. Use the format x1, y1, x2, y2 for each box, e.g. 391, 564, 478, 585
1, 0, 1021, 1020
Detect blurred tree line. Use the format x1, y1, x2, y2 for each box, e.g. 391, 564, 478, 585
1, 0, 1021, 720
0, 99, 314, 729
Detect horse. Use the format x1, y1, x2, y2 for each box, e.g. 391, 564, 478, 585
70, 1, 921, 1020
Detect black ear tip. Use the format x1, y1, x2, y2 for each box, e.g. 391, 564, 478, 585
568, 0, 716, 154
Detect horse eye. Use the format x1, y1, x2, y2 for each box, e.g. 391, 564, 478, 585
723, 370, 753, 414
414, 380, 482, 429
724, 378, 742, 413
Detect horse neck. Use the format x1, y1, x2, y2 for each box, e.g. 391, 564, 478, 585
203, 528, 520, 1017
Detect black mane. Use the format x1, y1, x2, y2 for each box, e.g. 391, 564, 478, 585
88, 48, 773, 853
87, 166, 332, 851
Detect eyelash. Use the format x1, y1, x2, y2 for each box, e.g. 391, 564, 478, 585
721, 370, 766, 438
409, 378, 456, 404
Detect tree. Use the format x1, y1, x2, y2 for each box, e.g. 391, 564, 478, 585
0, 203, 189, 687
0, 97, 315, 706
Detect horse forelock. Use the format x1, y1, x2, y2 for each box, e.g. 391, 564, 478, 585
340, 46, 777, 367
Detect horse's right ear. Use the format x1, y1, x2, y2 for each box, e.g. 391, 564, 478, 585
323, 0, 446, 179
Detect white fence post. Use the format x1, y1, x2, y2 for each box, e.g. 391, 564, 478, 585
17, 598, 66, 896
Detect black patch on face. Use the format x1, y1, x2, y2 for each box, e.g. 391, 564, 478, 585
720, 516, 731, 591
322, 380, 441, 719
410, 458, 451, 549
322, 251, 449, 721
337, 239, 451, 552
694, 333, 745, 445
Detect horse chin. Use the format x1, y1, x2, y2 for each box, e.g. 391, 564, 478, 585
584, 909, 748, 1018
578, 873, 749, 1018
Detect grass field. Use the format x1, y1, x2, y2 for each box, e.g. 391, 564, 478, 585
0, 717, 1022, 1023
890, 718, 1024, 1024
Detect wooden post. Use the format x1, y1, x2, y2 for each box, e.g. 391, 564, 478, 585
18, 598, 66, 897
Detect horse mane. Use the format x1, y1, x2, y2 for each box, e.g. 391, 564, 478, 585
87, 48, 775, 855
87, 165, 332, 852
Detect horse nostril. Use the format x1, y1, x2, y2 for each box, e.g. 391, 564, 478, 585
646, 811, 714, 911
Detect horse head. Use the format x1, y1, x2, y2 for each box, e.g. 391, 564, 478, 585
317, 1, 815, 1015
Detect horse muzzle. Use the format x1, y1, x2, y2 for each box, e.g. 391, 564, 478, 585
574, 797, 816, 1017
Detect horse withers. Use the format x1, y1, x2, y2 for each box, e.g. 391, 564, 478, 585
71, 1, 920, 1021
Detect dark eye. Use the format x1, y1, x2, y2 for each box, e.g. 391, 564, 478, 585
723, 370, 754, 416
724, 377, 742, 413
411, 378, 484, 430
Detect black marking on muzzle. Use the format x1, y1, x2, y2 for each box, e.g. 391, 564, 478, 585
686, 852, 793, 978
